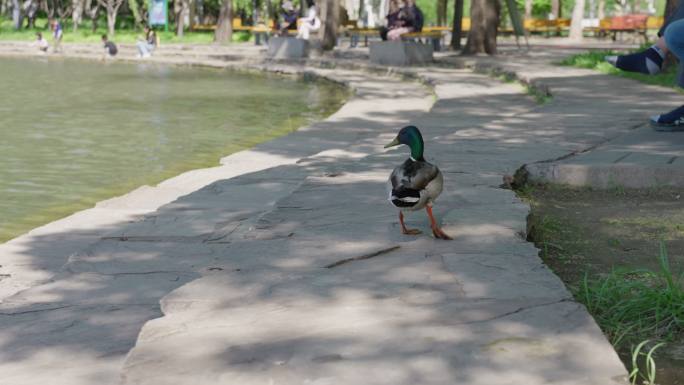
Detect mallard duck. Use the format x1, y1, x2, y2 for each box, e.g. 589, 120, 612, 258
384, 125, 452, 240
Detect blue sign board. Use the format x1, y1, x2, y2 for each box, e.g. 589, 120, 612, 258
149, 0, 168, 29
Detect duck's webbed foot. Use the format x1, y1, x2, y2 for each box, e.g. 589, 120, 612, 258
426, 206, 452, 240
399, 212, 422, 235
431, 226, 452, 240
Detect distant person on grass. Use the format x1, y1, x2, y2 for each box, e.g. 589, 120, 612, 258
102, 35, 118, 59
606, 4, 684, 130
36, 32, 49, 53
136, 27, 157, 58
51, 19, 63, 53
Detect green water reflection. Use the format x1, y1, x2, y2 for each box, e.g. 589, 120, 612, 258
0, 57, 348, 242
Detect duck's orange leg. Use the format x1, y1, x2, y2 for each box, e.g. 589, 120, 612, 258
399, 212, 422, 235
426, 205, 452, 240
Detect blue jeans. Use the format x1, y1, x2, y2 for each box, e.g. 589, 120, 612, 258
658, 3, 684, 87
136, 41, 155, 56
663, 19, 684, 87
664, 19, 684, 62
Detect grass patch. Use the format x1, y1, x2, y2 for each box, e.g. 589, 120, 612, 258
559, 49, 681, 90
0, 16, 251, 44
576, 243, 684, 349
524, 83, 552, 104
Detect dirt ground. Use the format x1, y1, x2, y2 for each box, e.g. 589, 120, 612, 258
523, 185, 684, 385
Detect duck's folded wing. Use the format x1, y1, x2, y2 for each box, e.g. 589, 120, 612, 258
408, 164, 439, 191
390, 186, 421, 208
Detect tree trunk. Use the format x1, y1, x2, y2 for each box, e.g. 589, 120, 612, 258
569, 0, 584, 40
462, 0, 499, 55
87, 1, 100, 32
107, 6, 116, 35
551, 0, 560, 18
188, 0, 195, 30
214, 0, 232, 43
12, 0, 23, 29
450, 0, 464, 49
175, 0, 187, 36
72, 0, 83, 31
128, 0, 142, 28
665, 0, 680, 20
437, 0, 447, 25
524, 0, 532, 18
598, 0, 604, 20
319, 0, 339, 51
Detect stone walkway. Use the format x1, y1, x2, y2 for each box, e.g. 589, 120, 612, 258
2, 41, 675, 384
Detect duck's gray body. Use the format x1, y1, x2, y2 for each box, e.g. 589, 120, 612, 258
387, 157, 444, 212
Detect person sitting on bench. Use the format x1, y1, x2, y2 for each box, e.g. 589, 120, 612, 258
380, 0, 403, 41
296, 0, 321, 40
387, 0, 423, 41
278, 0, 298, 35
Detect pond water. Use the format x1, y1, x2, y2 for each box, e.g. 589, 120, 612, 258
0, 57, 348, 243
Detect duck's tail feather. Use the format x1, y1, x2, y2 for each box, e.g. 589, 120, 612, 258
390, 186, 421, 208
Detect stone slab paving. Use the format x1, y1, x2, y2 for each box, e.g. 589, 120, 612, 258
441, 48, 684, 189
0, 42, 634, 384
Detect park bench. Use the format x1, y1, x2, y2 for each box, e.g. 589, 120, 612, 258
509, 18, 569, 36
646, 15, 665, 30
347, 27, 379, 47
401, 30, 445, 51
191, 18, 276, 44
590, 14, 650, 42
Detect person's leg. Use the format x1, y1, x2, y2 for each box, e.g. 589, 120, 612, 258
299, 24, 310, 39
388, 27, 408, 41
651, 19, 684, 130
664, 19, 684, 63
296, 23, 306, 39
605, 36, 667, 75
144, 43, 154, 57
607, 1, 684, 74
137, 41, 152, 57
380, 26, 389, 41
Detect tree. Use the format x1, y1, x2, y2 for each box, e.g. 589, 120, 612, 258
24, 0, 39, 28
318, 0, 339, 51
128, 0, 143, 28
551, 0, 561, 18
462, 0, 500, 55
524, 0, 531, 18
84, 0, 100, 32
175, 0, 189, 36
98, 0, 125, 36
665, 0, 680, 20
450, 0, 464, 49
568, 0, 584, 40
72, 0, 83, 31
437, 0, 447, 25
215, 0, 233, 43
11, 0, 22, 29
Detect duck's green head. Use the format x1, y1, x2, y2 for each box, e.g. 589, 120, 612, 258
384, 125, 424, 161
